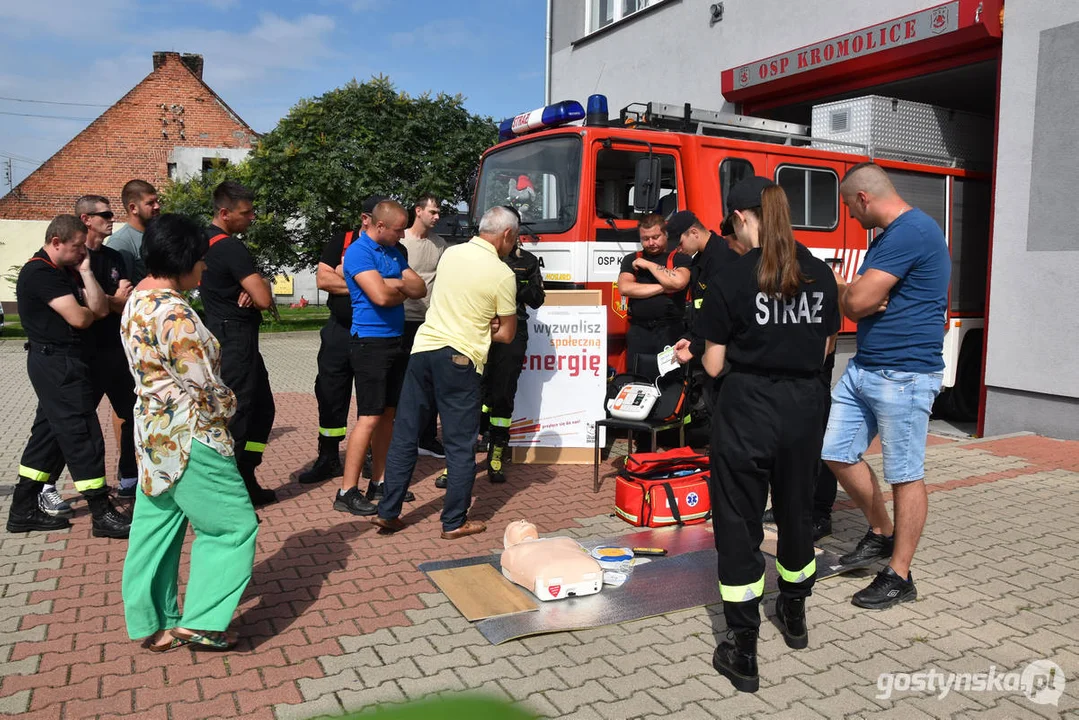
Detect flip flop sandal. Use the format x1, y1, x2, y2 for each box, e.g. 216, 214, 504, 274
143, 634, 191, 653
171, 629, 238, 650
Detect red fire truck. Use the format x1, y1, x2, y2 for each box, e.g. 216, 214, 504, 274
470, 96, 991, 420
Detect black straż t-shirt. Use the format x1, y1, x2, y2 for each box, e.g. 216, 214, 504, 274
685, 232, 741, 356
199, 228, 263, 327
85, 244, 128, 350
698, 244, 840, 373
619, 249, 692, 323
16, 250, 84, 346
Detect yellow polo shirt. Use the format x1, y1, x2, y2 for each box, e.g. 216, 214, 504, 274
412, 237, 517, 374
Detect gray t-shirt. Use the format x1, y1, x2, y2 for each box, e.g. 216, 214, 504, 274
107, 223, 146, 284
399, 230, 446, 322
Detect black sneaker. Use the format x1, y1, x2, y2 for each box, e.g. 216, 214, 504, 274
7, 507, 71, 533
852, 566, 917, 609
812, 515, 832, 542
333, 488, 377, 516
839, 529, 894, 568
298, 454, 343, 484
774, 596, 808, 649
418, 438, 446, 459
365, 481, 414, 502
91, 507, 131, 539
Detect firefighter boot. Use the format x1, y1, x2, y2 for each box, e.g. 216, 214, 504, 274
86, 491, 131, 539
775, 595, 809, 649
239, 461, 278, 508
487, 442, 507, 484
712, 629, 759, 693
299, 451, 340, 483
6, 478, 70, 533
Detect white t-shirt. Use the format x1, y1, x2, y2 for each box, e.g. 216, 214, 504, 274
399, 229, 446, 322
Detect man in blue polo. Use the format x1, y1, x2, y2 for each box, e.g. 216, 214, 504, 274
823, 162, 950, 610
333, 200, 427, 515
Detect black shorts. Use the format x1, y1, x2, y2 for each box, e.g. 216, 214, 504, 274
350, 336, 407, 416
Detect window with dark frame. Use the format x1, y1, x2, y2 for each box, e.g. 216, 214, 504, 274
775, 165, 839, 230
719, 158, 755, 217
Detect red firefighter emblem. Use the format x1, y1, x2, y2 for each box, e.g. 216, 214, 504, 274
611, 282, 627, 319
739, 67, 750, 86
930, 7, 949, 34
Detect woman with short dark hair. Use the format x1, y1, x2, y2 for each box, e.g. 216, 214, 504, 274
119, 213, 258, 652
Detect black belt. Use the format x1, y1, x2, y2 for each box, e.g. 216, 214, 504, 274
729, 362, 818, 380
24, 341, 81, 357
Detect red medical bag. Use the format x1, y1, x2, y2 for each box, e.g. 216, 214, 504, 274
614, 447, 712, 527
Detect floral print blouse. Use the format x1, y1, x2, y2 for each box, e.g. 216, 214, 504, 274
120, 289, 236, 496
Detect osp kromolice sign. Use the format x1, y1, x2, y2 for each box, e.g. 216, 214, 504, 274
733, 1, 960, 90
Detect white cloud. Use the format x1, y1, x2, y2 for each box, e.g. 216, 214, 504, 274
140, 12, 338, 87
0, 0, 132, 37
390, 19, 475, 50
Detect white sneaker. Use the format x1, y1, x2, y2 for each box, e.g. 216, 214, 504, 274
38, 488, 74, 519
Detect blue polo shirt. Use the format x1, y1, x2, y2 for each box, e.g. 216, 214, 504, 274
342, 232, 407, 338
853, 208, 950, 373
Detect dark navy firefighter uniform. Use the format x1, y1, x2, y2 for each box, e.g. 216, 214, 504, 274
621, 249, 691, 378
698, 243, 840, 634
199, 228, 276, 503
312, 230, 361, 456
480, 247, 545, 481
85, 243, 138, 485
8, 252, 107, 530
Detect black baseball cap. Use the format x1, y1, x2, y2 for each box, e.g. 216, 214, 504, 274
362, 195, 388, 214
725, 176, 776, 213
665, 210, 699, 242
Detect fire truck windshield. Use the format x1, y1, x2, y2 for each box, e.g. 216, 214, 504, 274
472, 136, 582, 234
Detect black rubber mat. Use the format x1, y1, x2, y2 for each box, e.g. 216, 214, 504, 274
418, 525, 851, 645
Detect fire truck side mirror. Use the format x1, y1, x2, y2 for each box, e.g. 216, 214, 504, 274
633, 156, 662, 214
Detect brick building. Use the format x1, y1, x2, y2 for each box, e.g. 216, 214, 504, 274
0, 51, 257, 219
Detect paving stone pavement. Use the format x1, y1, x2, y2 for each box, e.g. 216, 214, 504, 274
0, 332, 1076, 719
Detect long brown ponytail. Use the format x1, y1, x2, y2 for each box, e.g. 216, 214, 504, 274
756, 185, 804, 299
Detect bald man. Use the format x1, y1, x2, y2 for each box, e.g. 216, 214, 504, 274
822, 162, 950, 610
332, 201, 427, 515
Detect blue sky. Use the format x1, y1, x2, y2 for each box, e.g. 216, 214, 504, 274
0, 0, 547, 187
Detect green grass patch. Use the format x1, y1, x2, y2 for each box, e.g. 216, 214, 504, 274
261, 305, 330, 333
1, 314, 25, 339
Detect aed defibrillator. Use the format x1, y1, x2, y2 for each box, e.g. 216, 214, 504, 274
606, 382, 661, 421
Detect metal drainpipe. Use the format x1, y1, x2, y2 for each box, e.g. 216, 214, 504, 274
544, 0, 553, 105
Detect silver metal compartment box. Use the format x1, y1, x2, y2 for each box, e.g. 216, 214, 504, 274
810, 95, 993, 168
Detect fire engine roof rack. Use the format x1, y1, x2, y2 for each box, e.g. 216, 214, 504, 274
620, 101, 867, 152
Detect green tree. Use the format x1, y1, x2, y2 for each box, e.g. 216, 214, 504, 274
162, 76, 497, 273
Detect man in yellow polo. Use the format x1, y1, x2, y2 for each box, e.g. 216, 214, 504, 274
373, 206, 519, 539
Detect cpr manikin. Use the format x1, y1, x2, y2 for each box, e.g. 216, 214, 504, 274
500, 520, 603, 601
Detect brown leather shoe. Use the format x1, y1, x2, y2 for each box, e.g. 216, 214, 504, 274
440, 519, 487, 540
371, 516, 407, 533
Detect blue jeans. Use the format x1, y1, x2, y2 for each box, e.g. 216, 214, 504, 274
821, 361, 943, 484
380, 347, 481, 531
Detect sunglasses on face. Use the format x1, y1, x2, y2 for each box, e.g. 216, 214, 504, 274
86, 211, 115, 220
